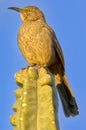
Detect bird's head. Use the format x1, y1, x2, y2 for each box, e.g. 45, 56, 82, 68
8, 6, 45, 22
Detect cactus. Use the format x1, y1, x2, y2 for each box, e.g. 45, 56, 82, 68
10, 67, 60, 130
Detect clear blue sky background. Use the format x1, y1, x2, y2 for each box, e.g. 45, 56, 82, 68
0, 0, 86, 130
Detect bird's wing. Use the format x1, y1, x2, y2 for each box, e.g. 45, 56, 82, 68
48, 26, 65, 71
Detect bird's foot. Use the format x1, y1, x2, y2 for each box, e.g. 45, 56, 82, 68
34, 64, 47, 69
21, 64, 48, 71
21, 65, 30, 71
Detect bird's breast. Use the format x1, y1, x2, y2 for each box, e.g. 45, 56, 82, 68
17, 20, 55, 66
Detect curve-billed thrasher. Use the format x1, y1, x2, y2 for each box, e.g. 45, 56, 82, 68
8, 6, 79, 117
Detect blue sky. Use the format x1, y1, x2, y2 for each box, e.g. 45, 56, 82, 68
0, 0, 86, 130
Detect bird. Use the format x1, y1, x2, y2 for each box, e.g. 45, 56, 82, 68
8, 6, 79, 117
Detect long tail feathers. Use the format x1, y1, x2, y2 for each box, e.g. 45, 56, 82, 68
57, 75, 79, 117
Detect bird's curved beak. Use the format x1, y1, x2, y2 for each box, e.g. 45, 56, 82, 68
8, 7, 20, 12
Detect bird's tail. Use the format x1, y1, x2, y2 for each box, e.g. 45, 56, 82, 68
57, 75, 79, 117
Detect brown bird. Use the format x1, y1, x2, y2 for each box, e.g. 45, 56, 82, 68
8, 6, 79, 117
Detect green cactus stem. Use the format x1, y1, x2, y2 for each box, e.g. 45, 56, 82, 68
10, 67, 60, 130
